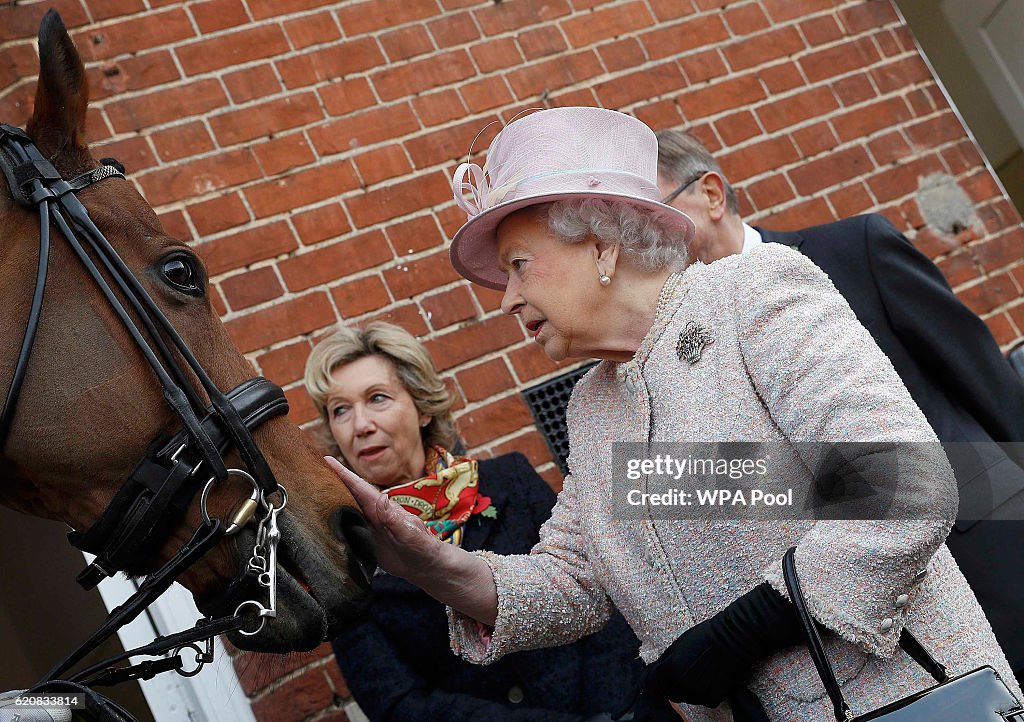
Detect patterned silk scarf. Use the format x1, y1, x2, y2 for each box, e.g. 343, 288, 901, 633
383, 446, 495, 546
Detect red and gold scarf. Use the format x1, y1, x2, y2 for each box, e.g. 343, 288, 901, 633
383, 446, 494, 546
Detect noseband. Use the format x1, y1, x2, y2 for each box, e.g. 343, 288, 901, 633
0, 123, 290, 717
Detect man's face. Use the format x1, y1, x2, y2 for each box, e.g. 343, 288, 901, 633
658, 172, 712, 262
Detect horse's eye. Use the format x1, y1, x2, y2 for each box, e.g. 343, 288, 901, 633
161, 254, 203, 295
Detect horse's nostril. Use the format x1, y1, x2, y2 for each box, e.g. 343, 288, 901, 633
331, 507, 377, 586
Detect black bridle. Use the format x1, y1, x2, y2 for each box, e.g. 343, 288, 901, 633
0, 123, 291, 719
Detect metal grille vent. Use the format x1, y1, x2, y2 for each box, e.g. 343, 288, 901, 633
522, 362, 597, 474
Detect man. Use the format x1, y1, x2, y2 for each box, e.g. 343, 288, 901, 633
656, 129, 1024, 678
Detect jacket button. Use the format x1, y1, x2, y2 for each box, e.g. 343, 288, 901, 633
507, 686, 524, 704
879, 618, 894, 632
894, 594, 909, 608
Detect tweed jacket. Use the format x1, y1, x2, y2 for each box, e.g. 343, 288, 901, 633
449, 243, 1020, 721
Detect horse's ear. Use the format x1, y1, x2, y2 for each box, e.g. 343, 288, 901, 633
27, 10, 90, 156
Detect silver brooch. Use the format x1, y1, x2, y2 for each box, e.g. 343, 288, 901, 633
677, 321, 714, 364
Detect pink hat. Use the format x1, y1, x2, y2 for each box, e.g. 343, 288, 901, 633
449, 107, 696, 290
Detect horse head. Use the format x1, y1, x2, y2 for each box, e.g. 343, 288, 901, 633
0, 10, 376, 654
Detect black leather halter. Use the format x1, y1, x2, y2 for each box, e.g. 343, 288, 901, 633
0, 123, 291, 715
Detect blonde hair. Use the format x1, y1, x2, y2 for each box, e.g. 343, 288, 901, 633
304, 322, 458, 457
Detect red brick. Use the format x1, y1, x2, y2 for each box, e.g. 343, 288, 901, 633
507, 342, 573, 381
387, 215, 445, 255
257, 340, 314, 386
840, 2, 900, 34
73, 9, 194, 61
719, 135, 800, 183
870, 55, 932, 95
139, 149, 263, 206
941, 140, 985, 177
337, 0, 442, 35
791, 121, 840, 157
331, 275, 392, 318
640, 14, 729, 60
473, 285, 505, 313
159, 209, 192, 243
517, 25, 568, 61
84, 0, 146, 21
597, 37, 647, 73
87, 51, 180, 101
380, 25, 435, 63
539, 465, 564, 491
491, 429, 557, 468
973, 229, 1024, 274
647, 0, 696, 21
413, 89, 470, 127
937, 250, 983, 288
833, 97, 911, 142
868, 131, 913, 166
457, 357, 514, 402
188, 192, 250, 236
363, 49, 473, 104
679, 49, 729, 84
561, 1, 654, 47
189, 0, 248, 33
319, 78, 378, 118
210, 93, 322, 147
468, 37, 524, 73
246, 0, 336, 19
232, 647, 329, 696
285, 385, 320, 425
227, 292, 336, 353
351, 145, 411, 187
283, 11, 342, 49
789, 146, 873, 195
421, 285, 478, 330
253, 134, 317, 178
715, 110, 761, 146
324, 659, 352, 698
679, 73, 766, 120
346, 172, 452, 228
406, 117, 501, 170
178, 24, 289, 76
0, 43, 35, 94
106, 80, 227, 133
424, 315, 523, 371
759, 61, 805, 94
757, 86, 838, 133
745, 174, 796, 211
875, 28, 903, 58
197, 221, 298, 276
292, 203, 353, 247
724, 2, 770, 35
633, 99, 685, 131
428, 12, 481, 48
309, 104, 421, 156
474, 0, 572, 35
866, 156, 945, 203
221, 266, 284, 310
507, 49, 603, 99
828, 182, 875, 218
595, 61, 685, 108
911, 227, 962, 259
245, 161, 361, 220
958, 273, 1019, 316
277, 38, 386, 90
832, 74, 876, 107
460, 76, 515, 114
365, 302, 429, 336
209, 285, 228, 317
905, 113, 967, 150
801, 37, 880, 84
458, 394, 535, 447
149, 122, 214, 163
754, 197, 834, 231
249, 667, 334, 719
92, 135, 157, 174
280, 230, 393, 291
724, 26, 804, 72
800, 15, 843, 46
761, 0, 833, 22
384, 250, 462, 299
222, 65, 282, 104
987, 312, 1020, 348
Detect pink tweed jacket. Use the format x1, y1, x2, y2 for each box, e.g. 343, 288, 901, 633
448, 243, 1020, 720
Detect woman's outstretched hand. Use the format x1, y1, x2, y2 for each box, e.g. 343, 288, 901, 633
326, 456, 499, 626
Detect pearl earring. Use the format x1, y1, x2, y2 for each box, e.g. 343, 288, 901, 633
599, 273, 611, 286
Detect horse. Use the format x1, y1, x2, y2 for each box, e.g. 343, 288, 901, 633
0, 8, 377, 691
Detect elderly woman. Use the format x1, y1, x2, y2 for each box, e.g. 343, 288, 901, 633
327, 108, 1020, 721
307, 321, 674, 721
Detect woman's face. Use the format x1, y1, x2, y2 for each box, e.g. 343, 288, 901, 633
325, 355, 429, 488
496, 210, 604, 362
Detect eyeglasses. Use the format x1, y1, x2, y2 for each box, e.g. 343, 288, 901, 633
661, 171, 708, 205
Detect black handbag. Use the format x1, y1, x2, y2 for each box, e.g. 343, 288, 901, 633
782, 547, 1024, 721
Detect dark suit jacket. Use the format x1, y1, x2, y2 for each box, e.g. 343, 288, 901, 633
332, 452, 675, 721
759, 214, 1024, 673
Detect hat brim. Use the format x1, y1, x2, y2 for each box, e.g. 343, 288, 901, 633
449, 191, 697, 291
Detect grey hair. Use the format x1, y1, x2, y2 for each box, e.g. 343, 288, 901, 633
540, 198, 689, 272
655, 129, 740, 215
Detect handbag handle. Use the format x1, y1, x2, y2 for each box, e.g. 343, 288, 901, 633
781, 547, 950, 722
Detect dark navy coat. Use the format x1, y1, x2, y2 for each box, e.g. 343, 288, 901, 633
760, 214, 1024, 675
332, 452, 677, 721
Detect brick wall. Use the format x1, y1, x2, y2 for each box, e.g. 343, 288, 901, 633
3, 0, 1023, 720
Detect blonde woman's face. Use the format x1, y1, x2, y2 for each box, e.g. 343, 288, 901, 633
325, 355, 429, 488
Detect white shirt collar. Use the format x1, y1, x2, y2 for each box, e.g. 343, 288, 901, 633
741, 223, 762, 253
